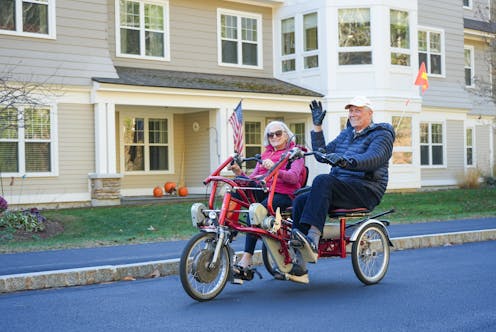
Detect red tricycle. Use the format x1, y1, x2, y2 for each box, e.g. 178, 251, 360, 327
179, 147, 394, 301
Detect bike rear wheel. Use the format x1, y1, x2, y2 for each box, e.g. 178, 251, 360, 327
351, 223, 390, 285
179, 232, 231, 301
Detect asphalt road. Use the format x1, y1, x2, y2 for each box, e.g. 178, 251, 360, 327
1, 241, 495, 331
1, 217, 495, 276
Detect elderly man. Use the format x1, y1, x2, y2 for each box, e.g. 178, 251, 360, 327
289, 96, 395, 282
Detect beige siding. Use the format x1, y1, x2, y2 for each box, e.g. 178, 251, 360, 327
0, 0, 116, 86
109, 0, 274, 78
4, 103, 94, 198
475, 124, 491, 174
182, 112, 211, 188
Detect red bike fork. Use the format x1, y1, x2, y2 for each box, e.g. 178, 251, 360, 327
340, 217, 346, 258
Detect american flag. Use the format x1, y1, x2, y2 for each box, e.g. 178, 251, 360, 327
229, 101, 244, 154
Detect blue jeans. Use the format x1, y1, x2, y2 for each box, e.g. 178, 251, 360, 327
243, 193, 293, 255
292, 174, 379, 234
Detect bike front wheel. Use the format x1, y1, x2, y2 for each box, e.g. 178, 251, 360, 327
351, 223, 390, 285
179, 232, 231, 301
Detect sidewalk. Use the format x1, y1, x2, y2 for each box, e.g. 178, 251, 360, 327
1, 217, 495, 293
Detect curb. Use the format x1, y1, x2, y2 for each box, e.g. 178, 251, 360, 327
2, 229, 496, 293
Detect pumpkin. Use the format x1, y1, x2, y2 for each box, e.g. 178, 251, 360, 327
153, 186, 164, 197
178, 186, 189, 197
164, 182, 177, 194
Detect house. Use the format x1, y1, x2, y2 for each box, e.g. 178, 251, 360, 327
0, 0, 494, 208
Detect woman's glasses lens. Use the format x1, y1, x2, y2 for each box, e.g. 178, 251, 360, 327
267, 130, 283, 138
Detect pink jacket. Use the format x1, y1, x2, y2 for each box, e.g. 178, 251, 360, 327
248, 142, 305, 196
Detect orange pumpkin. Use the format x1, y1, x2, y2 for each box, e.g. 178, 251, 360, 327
153, 186, 164, 197
178, 186, 188, 197
164, 182, 177, 194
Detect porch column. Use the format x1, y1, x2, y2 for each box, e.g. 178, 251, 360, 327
89, 102, 121, 206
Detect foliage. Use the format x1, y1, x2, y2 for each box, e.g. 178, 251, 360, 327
0, 208, 46, 241
458, 168, 482, 189
0, 196, 7, 213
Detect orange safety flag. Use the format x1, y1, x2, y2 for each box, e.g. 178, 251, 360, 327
415, 62, 429, 94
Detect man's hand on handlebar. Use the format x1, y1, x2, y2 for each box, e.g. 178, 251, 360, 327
325, 153, 350, 168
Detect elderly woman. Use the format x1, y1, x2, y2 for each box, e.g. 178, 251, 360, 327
228, 120, 305, 282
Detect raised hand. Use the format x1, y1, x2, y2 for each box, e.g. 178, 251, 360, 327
309, 100, 326, 126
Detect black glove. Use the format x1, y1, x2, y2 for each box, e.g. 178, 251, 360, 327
310, 100, 326, 126
326, 153, 350, 168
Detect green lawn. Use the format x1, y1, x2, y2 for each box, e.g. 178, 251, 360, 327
0, 187, 495, 253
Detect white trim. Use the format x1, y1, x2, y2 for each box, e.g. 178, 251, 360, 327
464, 45, 475, 88
0, 0, 57, 39
217, 8, 263, 69
417, 26, 446, 78
114, 0, 171, 61
465, 125, 476, 168
419, 121, 447, 168
2, 192, 91, 205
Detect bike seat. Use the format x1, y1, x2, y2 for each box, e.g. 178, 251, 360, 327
328, 208, 370, 218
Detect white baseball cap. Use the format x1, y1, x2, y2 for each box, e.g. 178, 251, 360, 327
345, 96, 373, 110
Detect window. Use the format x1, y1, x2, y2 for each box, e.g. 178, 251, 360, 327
463, 0, 472, 9
0, 0, 55, 38
392, 116, 413, 164
281, 17, 295, 72
0, 106, 56, 175
122, 115, 171, 172
420, 122, 444, 166
303, 12, 318, 69
466, 127, 474, 166
116, 0, 169, 60
464, 46, 474, 87
418, 29, 444, 75
390, 9, 410, 66
338, 8, 371, 65
289, 122, 306, 146
218, 9, 262, 68
244, 121, 262, 169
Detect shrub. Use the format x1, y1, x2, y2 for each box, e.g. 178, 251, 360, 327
458, 168, 481, 189
0, 196, 7, 213
0, 208, 46, 233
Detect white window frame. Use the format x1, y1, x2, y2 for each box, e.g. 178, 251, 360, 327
0, 0, 56, 39
115, 0, 170, 61
392, 115, 413, 165
302, 11, 319, 70
390, 8, 411, 67
465, 126, 475, 167
418, 27, 445, 77
463, 0, 472, 9
119, 111, 173, 174
420, 121, 446, 168
280, 16, 296, 72
217, 8, 263, 69
464, 45, 475, 88
337, 7, 372, 66
0, 105, 58, 177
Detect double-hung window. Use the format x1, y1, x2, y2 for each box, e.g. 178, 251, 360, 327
281, 17, 295, 72
0, 106, 56, 176
466, 127, 474, 166
418, 28, 444, 75
244, 121, 262, 170
0, 0, 55, 38
338, 8, 371, 65
392, 116, 413, 164
464, 46, 474, 87
463, 0, 472, 9
303, 12, 318, 69
116, 0, 170, 60
218, 9, 262, 68
122, 114, 171, 173
420, 122, 444, 166
390, 9, 410, 66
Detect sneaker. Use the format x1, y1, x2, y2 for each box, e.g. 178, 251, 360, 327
287, 264, 309, 284
290, 229, 318, 263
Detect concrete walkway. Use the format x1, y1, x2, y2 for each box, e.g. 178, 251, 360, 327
1, 217, 495, 293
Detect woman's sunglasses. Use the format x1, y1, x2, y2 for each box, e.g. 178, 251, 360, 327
267, 130, 284, 138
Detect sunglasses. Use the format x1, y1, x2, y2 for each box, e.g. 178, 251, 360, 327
267, 130, 284, 138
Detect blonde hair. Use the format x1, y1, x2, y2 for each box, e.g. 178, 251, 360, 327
263, 121, 296, 146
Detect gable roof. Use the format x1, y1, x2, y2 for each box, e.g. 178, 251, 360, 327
93, 66, 323, 97
464, 18, 496, 33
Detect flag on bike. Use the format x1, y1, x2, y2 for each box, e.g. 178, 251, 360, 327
415, 62, 429, 94
229, 101, 244, 154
